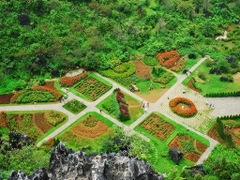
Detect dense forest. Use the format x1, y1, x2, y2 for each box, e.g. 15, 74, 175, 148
0, 0, 239, 94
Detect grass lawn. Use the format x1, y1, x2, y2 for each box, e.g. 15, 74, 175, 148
57, 112, 115, 153
62, 99, 86, 114
182, 61, 240, 95
70, 72, 112, 101
178, 57, 198, 74
135, 112, 210, 175
96, 90, 144, 126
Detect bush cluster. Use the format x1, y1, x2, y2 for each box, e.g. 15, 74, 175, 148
169, 97, 197, 117
44, 111, 65, 126
152, 72, 174, 84
99, 62, 136, 78
157, 50, 180, 68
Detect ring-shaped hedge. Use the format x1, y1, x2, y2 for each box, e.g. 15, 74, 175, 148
169, 97, 197, 117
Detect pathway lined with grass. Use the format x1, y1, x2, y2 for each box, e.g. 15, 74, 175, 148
1, 56, 220, 165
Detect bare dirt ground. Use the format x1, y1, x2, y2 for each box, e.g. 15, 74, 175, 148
135, 88, 168, 103
133, 61, 152, 79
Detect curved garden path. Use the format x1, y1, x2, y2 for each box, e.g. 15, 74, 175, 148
1, 55, 229, 165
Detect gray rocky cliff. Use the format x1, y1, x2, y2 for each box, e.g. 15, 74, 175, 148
9, 142, 164, 180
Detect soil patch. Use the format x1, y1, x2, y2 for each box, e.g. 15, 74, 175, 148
233, 72, 240, 81
184, 152, 200, 162
133, 61, 152, 79
0, 93, 14, 104
135, 88, 168, 103
194, 140, 208, 153
227, 25, 235, 31
33, 113, 52, 134
207, 124, 221, 142
187, 78, 202, 93
232, 127, 240, 146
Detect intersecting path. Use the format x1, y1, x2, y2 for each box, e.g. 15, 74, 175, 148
0, 56, 219, 164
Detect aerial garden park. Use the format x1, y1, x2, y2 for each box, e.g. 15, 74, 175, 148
1, 0, 240, 179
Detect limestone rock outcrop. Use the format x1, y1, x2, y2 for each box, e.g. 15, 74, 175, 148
9, 142, 164, 180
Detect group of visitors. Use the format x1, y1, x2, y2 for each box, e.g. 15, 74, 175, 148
205, 100, 215, 109
141, 100, 149, 113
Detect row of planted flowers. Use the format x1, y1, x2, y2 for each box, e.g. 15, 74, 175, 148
116, 90, 130, 121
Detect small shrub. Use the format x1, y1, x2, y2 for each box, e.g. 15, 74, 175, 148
44, 111, 65, 126
198, 71, 207, 81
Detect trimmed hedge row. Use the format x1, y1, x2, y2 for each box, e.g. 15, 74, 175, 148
216, 114, 240, 121
205, 91, 240, 97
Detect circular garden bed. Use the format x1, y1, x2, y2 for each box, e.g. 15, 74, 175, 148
169, 97, 197, 117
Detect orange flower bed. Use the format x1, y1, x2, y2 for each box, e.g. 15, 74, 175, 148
32, 86, 62, 99
169, 97, 197, 117
0, 111, 7, 127
72, 121, 108, 138
157, 50, 180, 68
60, 71, 87, 87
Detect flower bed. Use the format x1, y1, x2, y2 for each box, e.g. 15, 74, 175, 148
10, 86, 62, 103
157, 50, 184, 71
140, 113, 175, 141
44, 110, 65, 126
33, 113, 52, 133
75, 76, 111, 101
168, 134, 208, 162
169, 97, 197, 117
72, 115, 108, 138
0, 111, 7, 127
116, 90, 130, 121
0, 93, 14, 104
60, 71, 87, 87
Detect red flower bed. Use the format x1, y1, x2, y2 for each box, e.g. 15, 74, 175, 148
157, 50, 180, 68
169, 97, 197, 117
0, 111, 7, 127
116, 90, 129, 115
0, 93, 14, 104
60, 71, 87, 87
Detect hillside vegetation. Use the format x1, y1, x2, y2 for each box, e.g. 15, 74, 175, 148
0, 0, 239, 94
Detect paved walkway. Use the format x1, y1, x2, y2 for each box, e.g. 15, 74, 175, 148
1, 56, 222, 164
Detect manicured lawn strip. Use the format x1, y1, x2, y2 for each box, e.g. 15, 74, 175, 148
96, 92, 120, 118
182, 62, 240, 95
62, 99, 87, 114
123, 93, 144, 125
57, 112, 114, 152
136, 81, 162, 93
